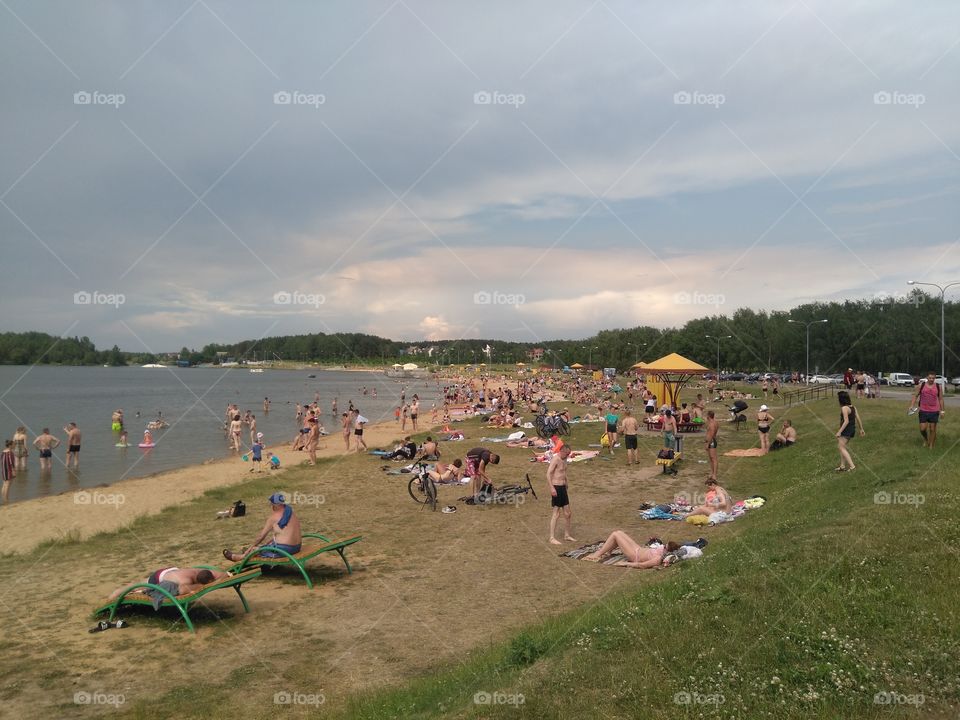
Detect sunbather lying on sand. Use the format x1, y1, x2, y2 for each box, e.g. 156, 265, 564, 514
428, 459, 464, 483
687, 478, 733, 515
108, 567, 229, 600
584, 531, 665, 568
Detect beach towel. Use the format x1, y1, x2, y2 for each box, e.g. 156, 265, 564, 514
561, 541, 627, 566
530, 450, 600, 464
640, 507, 684, 521
723, 448, 767, 457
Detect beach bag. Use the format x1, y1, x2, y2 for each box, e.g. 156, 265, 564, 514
657, 449, 675, 460
231, 500, 246, 518
600, 433, 610, 448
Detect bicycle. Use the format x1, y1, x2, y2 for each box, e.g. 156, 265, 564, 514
407, 462, 438, 511
534, 403, 571, 439
470, 473, 539, 506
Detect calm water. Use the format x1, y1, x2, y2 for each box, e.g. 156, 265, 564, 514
0, 366, 441, 504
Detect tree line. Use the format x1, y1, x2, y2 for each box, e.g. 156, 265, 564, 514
1, 291, 957, 375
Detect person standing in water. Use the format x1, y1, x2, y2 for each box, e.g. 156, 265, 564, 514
64, 422, 81, 469
12, 426, 28, 471
33, 428, 60, 470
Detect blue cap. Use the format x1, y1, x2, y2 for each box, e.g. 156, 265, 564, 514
267, 492, 285, 505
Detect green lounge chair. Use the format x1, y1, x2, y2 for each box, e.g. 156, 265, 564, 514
228, 533, 362, 589
93, 566, 262, 634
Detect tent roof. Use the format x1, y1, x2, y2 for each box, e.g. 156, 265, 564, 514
570, 363, 584, 369
630, 362, 647, 369
642, 353, 709, 373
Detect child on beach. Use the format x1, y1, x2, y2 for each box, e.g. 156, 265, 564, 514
267, 452, 280, 469
250, 433, 264, 472
118, 430, 129, 447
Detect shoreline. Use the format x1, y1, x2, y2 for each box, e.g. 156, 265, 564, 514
0, 417, 422, 555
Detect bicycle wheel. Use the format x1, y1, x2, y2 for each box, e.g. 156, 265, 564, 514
408, 475, 429, 504
524, 473, 538, 500
425, 477, 438, 511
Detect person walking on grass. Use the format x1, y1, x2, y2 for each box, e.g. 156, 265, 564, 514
704, 410, 719, 481
835, 390, 865, 472
604, 407, 619, 456
620, 408, 640, 465
547, 445, 575, 545
911, 372, 944, 449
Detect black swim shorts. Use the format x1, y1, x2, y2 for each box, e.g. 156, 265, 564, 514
624, 435, 638, 450
551, 484, 569, 508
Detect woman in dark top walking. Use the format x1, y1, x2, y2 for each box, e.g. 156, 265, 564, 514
835, 391, 865, 471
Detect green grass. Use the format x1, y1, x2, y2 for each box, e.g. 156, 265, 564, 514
327, 397, 960, 719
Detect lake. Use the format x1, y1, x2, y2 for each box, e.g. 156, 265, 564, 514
0, 365, 442, 504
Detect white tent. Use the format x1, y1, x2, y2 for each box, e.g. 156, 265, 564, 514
402, 362, 419, 371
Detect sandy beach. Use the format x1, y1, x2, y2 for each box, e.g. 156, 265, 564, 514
0, 419, 420, 555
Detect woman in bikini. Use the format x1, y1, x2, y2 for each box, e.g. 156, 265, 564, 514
756, 404, 774, 454
584, 531, 666, 568
12, 426, 28, 471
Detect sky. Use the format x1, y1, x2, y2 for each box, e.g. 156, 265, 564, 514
2, 0, 959, 352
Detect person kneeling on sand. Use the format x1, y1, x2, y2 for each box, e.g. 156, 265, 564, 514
687, 478, 732, 516
108, 567, 229, 600
223, 493, 302, 562
584, 531, 665, 568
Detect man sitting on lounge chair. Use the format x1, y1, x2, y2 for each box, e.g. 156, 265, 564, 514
223, 493, 302, 562
107, 567, 229, 600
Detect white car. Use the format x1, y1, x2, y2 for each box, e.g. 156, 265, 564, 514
807, 374, 834, 384
886, 373, 915, 387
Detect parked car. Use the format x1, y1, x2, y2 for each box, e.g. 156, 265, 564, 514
808, 374, 834, 384
887, 373, 915, 387
723, 373, 745, 381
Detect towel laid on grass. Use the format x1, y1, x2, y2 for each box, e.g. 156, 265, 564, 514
561, 541, 627, 566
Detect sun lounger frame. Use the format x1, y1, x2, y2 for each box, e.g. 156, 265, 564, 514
93, 566, 262, 634
228, 533, 362, 590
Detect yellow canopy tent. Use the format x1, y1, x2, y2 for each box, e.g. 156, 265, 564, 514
641, 353, 709, 409
570, 363, 584, 369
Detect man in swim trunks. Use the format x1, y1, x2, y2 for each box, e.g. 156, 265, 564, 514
466, 446, 500, 500
223, 493, 302, 561
107, 566, 229, 600
353, 410, 368, 452
64, 422, 81, 468
410, 397, 420, 431
662, 410, 678, 453
547, 444, 575, 545
620, 408, 640, 465
772, 420, 797, 450
417, 436, 440, 460
33, 428, 60, 470
704, 410, 719, 481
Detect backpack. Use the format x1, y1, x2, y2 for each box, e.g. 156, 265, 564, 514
600, 433, 610, 448
230, 500, 246, 518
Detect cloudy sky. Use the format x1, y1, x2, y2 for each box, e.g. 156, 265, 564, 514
2, 1, 959, 351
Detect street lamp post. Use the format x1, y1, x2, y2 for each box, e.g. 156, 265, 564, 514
908, 280, 960, 379
787, 319, 828, 384
705, 335, 731, 383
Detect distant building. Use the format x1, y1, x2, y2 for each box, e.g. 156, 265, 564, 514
527, 347, 544, 361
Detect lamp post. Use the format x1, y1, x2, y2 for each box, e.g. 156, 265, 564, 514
787, 319, 828, 384
908, 280, 960, 379
705, 335, 731, 383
